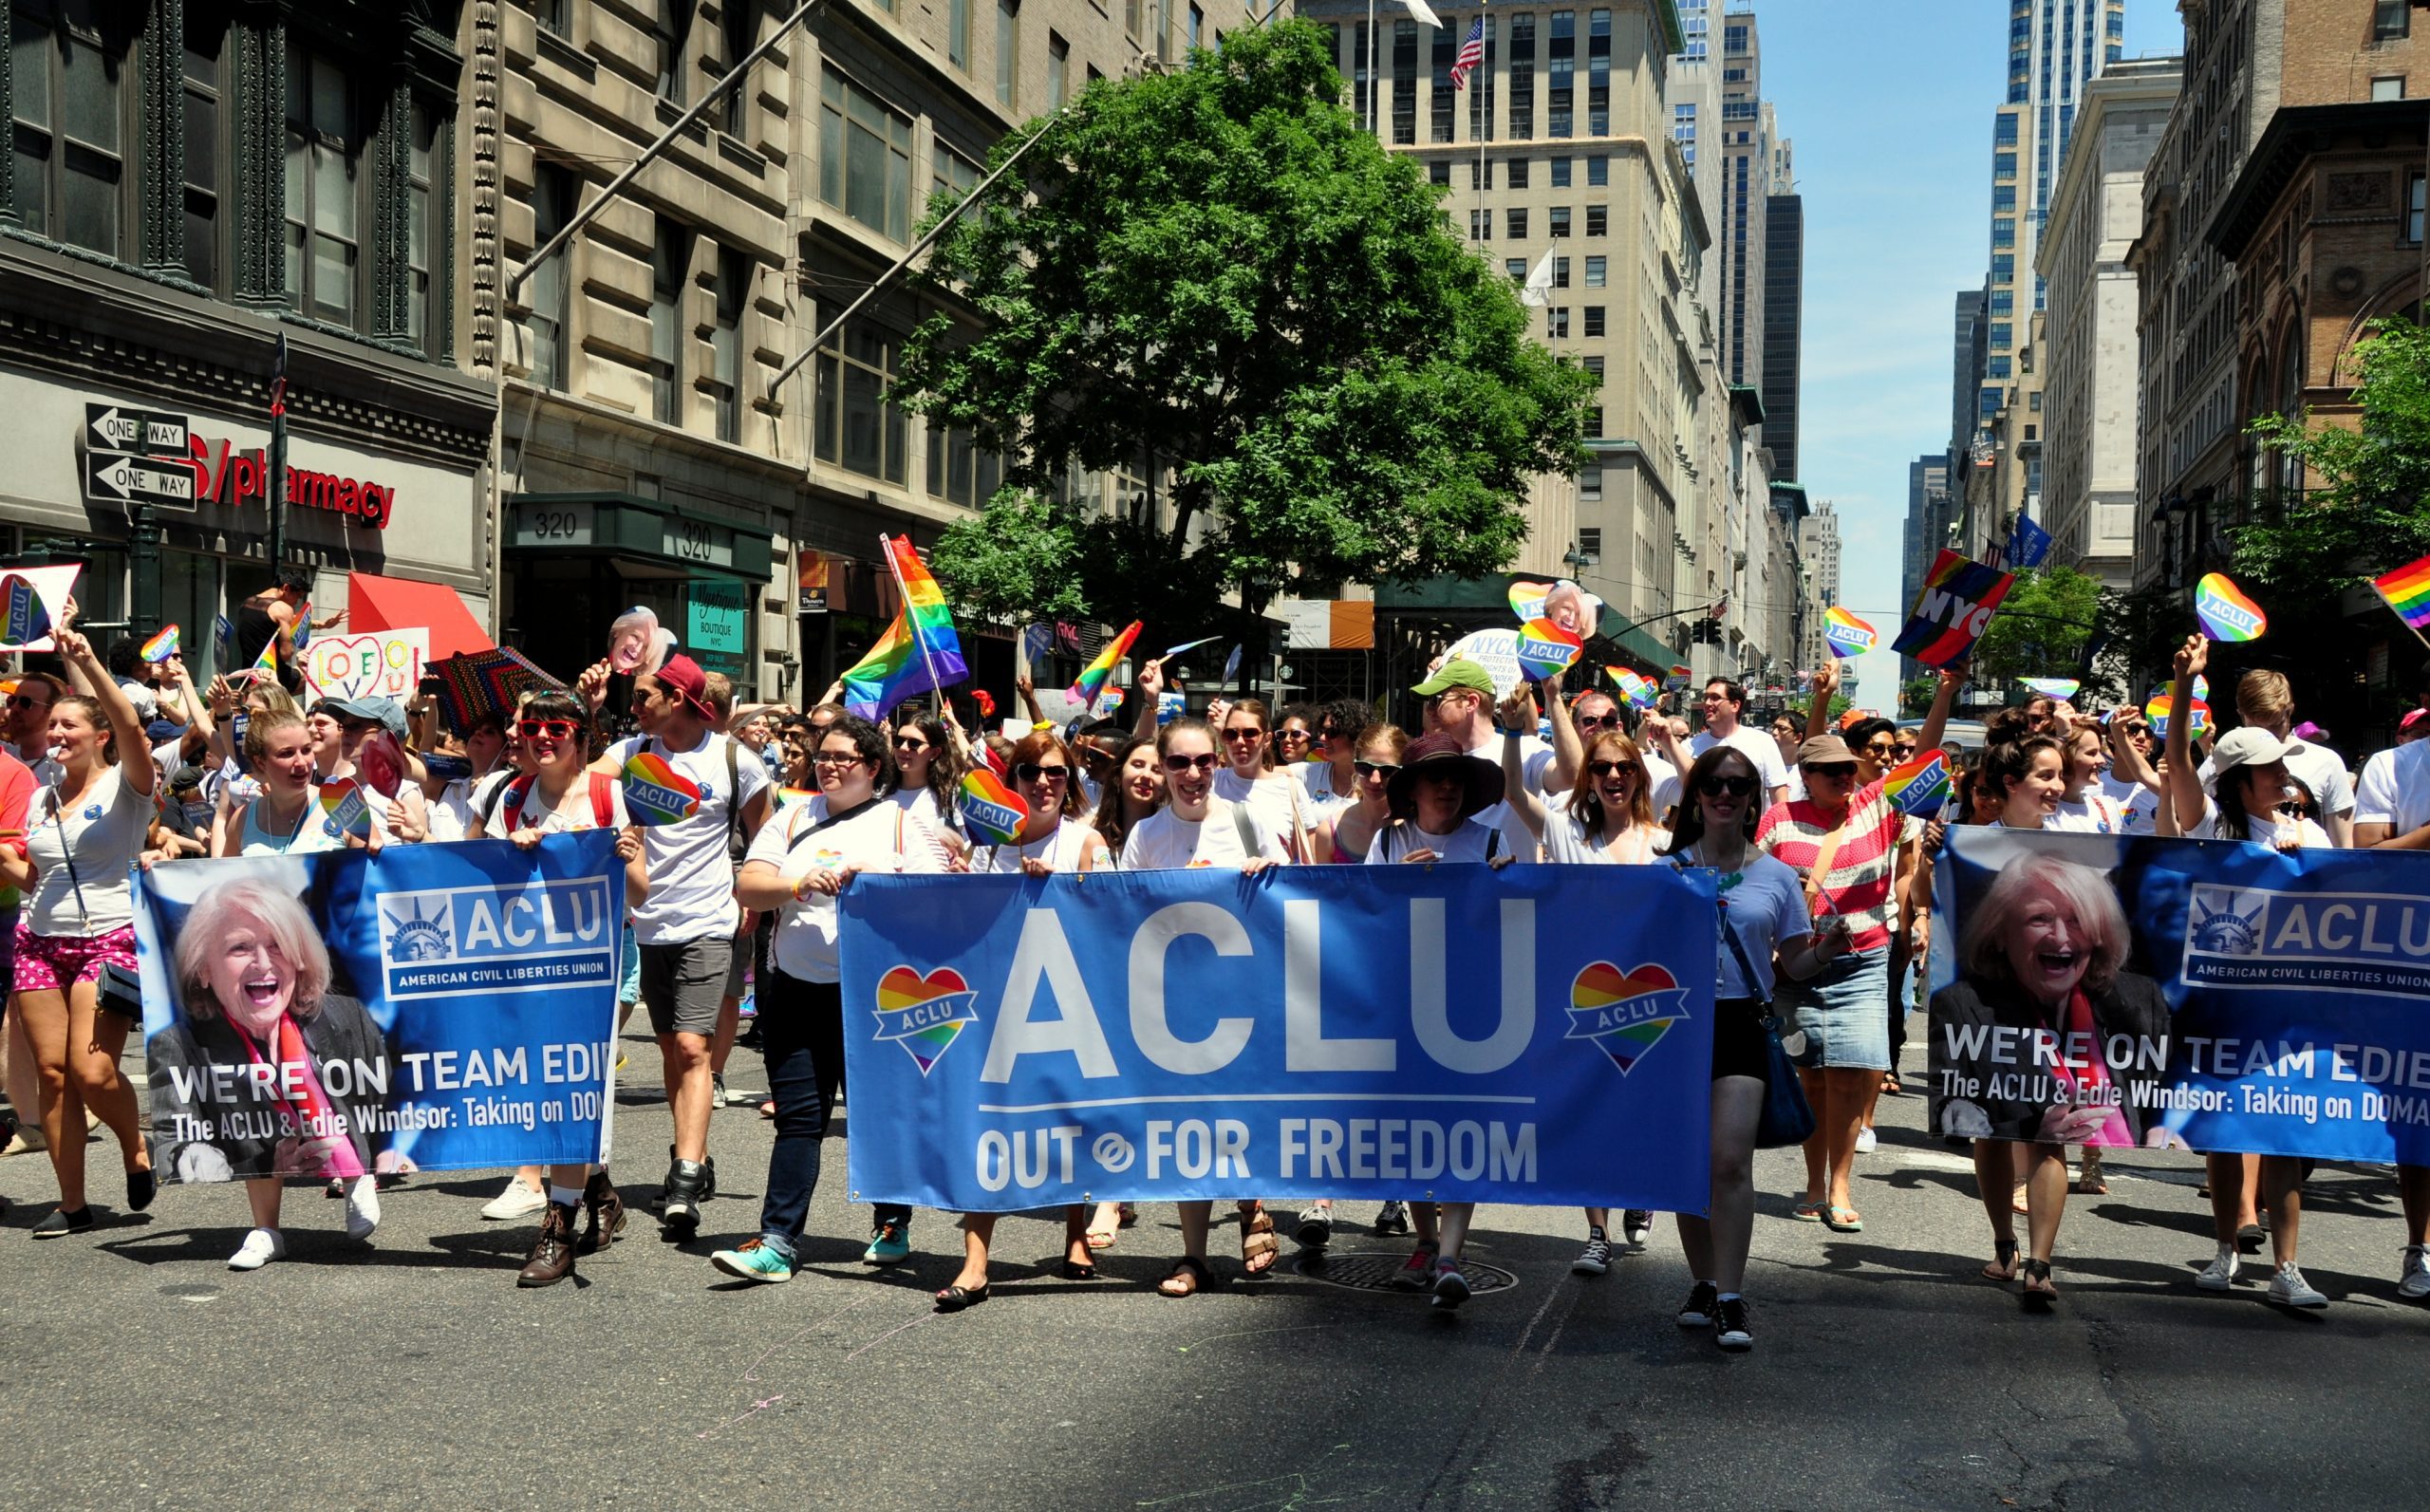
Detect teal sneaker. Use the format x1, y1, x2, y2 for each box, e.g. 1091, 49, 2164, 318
863, 1221, 911, 1265
710, 1239, 793, 1284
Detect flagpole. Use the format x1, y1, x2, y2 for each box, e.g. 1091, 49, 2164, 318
881, 532, 949, 711
1365, 0, 1377, 135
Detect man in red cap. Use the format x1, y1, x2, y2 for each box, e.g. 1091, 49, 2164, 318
588, 652, 771, 1238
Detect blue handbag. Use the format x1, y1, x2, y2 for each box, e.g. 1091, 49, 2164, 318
1720, 904, 1817, 1149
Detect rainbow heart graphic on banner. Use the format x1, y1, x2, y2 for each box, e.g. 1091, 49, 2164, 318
0, 575, 52, 647
316, 777, 372, 840
1881, 751, 1953, 818
2020, 678, 2080, 701
140, 625, 179, 663
1515, 620, 1583, 681
1607, 665, 1657, 709
1822, 607, 1877, 659
958, 768, 1030, 846
872, 965, 983, 1075
621, 751, 702, 826
1562, 961, 1691, 1073
2195, 572, 2266, 643
2145, 693, 2212, 739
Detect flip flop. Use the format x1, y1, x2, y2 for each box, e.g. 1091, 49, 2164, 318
1980, 1238, 2020, 1281
1240, 1204, 1280, 1277
1791, 1201, 1827, 1223
1824, 1205, 1863, 1233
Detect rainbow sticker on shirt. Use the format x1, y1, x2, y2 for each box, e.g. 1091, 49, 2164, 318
621, 752, 701, 827
872, 965, 982, 1075
958, 769, 1028, 846
1821, 607, 1877, 659
1563, 961, 1690, 1073
1515, 620, 1584, 682
317, 777, 372, 840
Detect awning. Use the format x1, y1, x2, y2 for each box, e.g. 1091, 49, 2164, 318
347, 572, 495, 661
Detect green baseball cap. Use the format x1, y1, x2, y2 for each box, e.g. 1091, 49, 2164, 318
1411, 659, 1496, 698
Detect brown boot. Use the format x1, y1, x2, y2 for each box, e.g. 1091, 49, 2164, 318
517, 1203, 578, 1288
577, 1171, 626, 1256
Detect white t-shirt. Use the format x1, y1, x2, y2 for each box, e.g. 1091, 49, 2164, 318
2097, 774, 2163, 835
2357, 740, 2430, 839
1643, 749, 1684, 819
490, 773, 635, 835
1120, 798, 1287, 869
28, 768, 154, 937
1467, 733, 1555, 856
1691, 726, 1790, 795
2198, 737, 2354, 821
1213, 768, 1307, 852
1365, 816, 1504, 865
1294, 762, 1361, 826
749, 795, 946, 982
1540, 812, 1672, 866
2048, 790, 2129, 834
973, 816, 1097, 874
2180, 798, 2333, 848
607, 731, 769, 945
891, 783, 955, 839
116, 678, 160, 724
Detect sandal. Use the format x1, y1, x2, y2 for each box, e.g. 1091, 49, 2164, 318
2020, 1257, 2057, 1309
1239, 1204, 1280, 1277
1791, 1201, 1827, 1223
933, 1281, 991, 1313
1157, 1257, 1211, 1297
1981, 1238, 2020, 1281
1823, 1205, 1863, 1233
1086, 1203, 1122, 1250
1879, 1072, 1905, 1096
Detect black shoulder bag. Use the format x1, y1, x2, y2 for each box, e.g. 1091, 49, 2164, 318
1716, 899, 1817, 1149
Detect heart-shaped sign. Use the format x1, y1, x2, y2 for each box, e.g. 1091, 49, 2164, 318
622, 751, 702, 826
317, 777, 372, 840
0, 574, 53, 648
1516, 620, 1584, 682
959, 769, 1029, 846
872, 964, 983, 1074
1562, 961, 1689, 1073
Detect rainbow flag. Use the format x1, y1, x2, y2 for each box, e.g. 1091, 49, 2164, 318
2372, 553, 2430, 631
1821, 607, 1876, 659
1068, 621, 1142, 708
840, 537, 970, 721
246, 631, 280, 681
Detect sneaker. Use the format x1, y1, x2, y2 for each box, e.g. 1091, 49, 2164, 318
30, 1204, 94, 1239
1390, 1244, 1437, 1291
712, 1073, 730, 1109
662, 1160, 707, 1240
2267, 1262, 2327, 1309
1676, 1280, 1720, 1328
1713, 1296, 1753, 1351
516, 1204, 578, 1288
711, 1238, 794, 1284
1294, 1206, 1334, 1250
228, 1226, 286, 1271
864, 1221, 911, 1265
1854, 1126, 1878, 1153
1621, 1209, 1654, 1245
2401, 1244, 2430, 1300
481, 1176, 550, 1222
1573, 1229, 1614, 1276
2196, 1246, 2239, 1292
2, 1125, 47, 1156
1374, 1200, 1411, 1237
1430, 1261, 1471, 1310
343, 1174, 382, 1241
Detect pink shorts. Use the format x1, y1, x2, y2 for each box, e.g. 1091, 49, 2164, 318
13, 924, 138, 995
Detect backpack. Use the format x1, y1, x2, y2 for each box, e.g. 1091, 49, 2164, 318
492, 771, 616, 833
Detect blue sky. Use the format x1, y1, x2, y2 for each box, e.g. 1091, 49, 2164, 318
1754, 0, 2181, 709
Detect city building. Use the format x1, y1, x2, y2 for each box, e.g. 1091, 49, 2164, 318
1965, 308, 2047, 566
1761, 143, 1801, 481
0, 0, 497, 675
1794, 496, 1836, 668
1900, 453, 1953, 686
2036, 57, 2178, 591
1716, 2, 1772, 390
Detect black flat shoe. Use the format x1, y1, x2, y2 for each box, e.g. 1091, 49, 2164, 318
127, 1167, 156, 1213
934, 1282, 991, 1313
1058, 1260, 1098, 1280
32, 1205, 93, 1238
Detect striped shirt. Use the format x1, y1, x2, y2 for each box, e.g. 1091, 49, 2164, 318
1753, 778, 1902, 952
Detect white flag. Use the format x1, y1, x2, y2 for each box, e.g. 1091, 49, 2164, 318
1520, 249, 1557, 308
1398, 0, 1444, 28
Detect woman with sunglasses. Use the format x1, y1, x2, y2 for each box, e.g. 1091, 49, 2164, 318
1664, 745, 1837, 1350
1320, 723, 1409, 864
1272, 706, 1318, 771
1757, 665, 1961, 1237
1211, 699, 1312, 862
1119, 718, 1288, 1296
466, 691, 649, 1286
1293, 700, 1373, 832
888, 713, 967, 863
711, 715, 946, 1285
934, 730, 1108, 1308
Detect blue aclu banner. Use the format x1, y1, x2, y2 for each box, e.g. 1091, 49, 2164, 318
135, 832, 626, 1184
1931, 827, 2430, 1162
838, 864, 1720, 1213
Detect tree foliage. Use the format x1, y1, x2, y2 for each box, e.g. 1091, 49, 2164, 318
1970, 565, 2114, 700
896, 22, 1598, 633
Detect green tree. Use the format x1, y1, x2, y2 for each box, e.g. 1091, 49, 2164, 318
895, 21, 1598, 641
1970, 565, 2117, 701
1898, 676, 1937, 718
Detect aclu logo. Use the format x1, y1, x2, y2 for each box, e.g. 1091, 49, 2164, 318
379, 877, 618, 1001
2181, 883, 2430, 995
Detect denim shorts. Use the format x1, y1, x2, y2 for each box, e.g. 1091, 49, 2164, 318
1784, 947, 1892, 1071
617, 928, 641, 1007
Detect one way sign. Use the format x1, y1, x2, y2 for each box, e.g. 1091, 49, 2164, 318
84, 402, 189, 456
84, 450, 196, 510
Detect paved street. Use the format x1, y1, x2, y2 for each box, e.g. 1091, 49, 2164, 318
6, 1028, 2427, 1512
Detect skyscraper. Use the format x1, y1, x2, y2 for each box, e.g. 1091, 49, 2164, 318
1976, 0, 2127, 439
1761, 135, 1801, 481
1717, 3, 1773, 388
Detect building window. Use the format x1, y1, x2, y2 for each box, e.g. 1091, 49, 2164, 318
723, 2, 754, 131
181, 11, 225, 289
1470, 159, 1490, 190
1430, 159, 1451, 187
927, 422, 1001, 509
1584, 405, 1602, 436
820, 67, 914, 242
1048, 31, 1068, 106
1469, 207, 1491, 239
286, 50, 362, 327
1553, 254, 1569, 288
1988, 355, 2012, 380
713, 247, 746, 442
1993, 150, 2016, 179
2372, 75, 2406, 101
1586, 154, 1607, 186
1577, 526, 1600, 556
1991, 215, 2015, 249
657, 1, 696, 106
1994, 113, 2018, 146
2375, 0, 2409, 40
1392, 19, 1416, 144
1549, 156, 1572, 188
1586, 8, 1610, 136
1507, 157, 1529, 189
1507, 13, 1534, 139
997, 0, 1019, 107
1550, 206, 1571, 236
406, 102, 438, 350
1584, 253, 1605, 287
1188, 2, 1203, 46
1584, 203, 1605, 235
1580, 464, 1602, 501
1990, 289, 2013, 316
2410, 173, 2425, 244
1992, 184, 2015, 212
537, 0, 570, 37
10, 0, 130, 256
1547, 9, 1574, 139
1991, 252, 2013, 281
1505, 257, 1525, 279
650, 220, 690, 425
1126, 0, 1142, 38
1582, 304, 1604, 337
1990, 321, 2011, 349
528, 162, 575, 389
1582, 354, 1603, 383
1505, 206, 1526, 237
814, 323, 908, 484
1547, 305, 1569, 339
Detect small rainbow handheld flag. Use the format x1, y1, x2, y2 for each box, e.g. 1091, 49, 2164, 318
1881, 751, 1953, 818
1821, 607, 1877, 659
958, 769, 1029, 846
2371, 553, 2430, 633
1516, 620, 1583, 681
140, 625, 179, 663
2194, 572, 2266, 643
245, 632, 280, 681
1068, 621, 1143, 708
622, 751, 703, 826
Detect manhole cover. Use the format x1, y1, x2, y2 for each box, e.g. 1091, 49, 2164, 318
1291, 1249, 1520, 1297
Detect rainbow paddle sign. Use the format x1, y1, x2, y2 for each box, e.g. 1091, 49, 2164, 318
957, 769, 1029, 846
871, 965, 982, 1075
140, 625, 179, 663
1881, 751, 1953, 818
0, 575, 52, 648
621, 751, 702, 826
1821, 607, 1877, 659
1561, 961, 1689, 1073
1515, 620, 1583, 681
1068, 621, 1142, 708
2020, 678, 2080, 701
2145, 692, 2212, 740
1606, 665, 1657, 710
316, 777, 372, 840
2194, 572, 2266, 643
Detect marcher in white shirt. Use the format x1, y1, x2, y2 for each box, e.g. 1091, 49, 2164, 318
1690, 678, 1789, 806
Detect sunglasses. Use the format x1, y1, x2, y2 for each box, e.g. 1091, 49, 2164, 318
892, 737, 929, 753
1223, 728, 1265, 742
1014, 762, 1071, 784
1585, 759, 1636, 778
1354, 759, 1401, 778
2275, 801, 2309, 817
8, 694, 47, 712
1576, 713, 1622, 731
517, 719, 579, 740
1319, 727, 1347, 740
1275, 728, 1311, 742
1861, 742, 1896, 757
812, 751, 866, 768
1164, 753, 1220, 773
1700, 775, 1757, 797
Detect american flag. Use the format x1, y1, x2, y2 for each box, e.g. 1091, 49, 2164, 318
1449, 17, 1485, 89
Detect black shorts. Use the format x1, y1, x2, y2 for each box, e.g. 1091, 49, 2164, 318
639, 937, 733, 1037
1711, 997, 1769, 1083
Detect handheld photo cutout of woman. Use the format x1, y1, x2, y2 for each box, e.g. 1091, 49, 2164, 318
141, 859, 398, 1184
1931, 846, 2174, 1148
